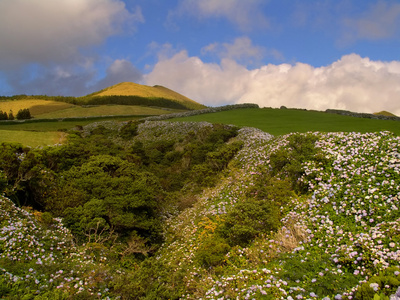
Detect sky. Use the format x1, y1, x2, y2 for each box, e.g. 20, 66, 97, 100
0, 0, 400, 115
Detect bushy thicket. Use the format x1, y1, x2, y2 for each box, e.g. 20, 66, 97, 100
0, 121, 242, 249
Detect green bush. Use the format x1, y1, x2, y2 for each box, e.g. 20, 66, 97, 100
219, 197, 281, 247
196, 236, 230, 268
269, 133, 326, 192
119, 121, 140, 139
16, 108, 32, 120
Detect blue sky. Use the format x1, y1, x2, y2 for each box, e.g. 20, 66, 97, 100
0, 0, 400, 114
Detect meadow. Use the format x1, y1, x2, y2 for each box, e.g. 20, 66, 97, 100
171, 107, 400, 136
1, 105, 399, 147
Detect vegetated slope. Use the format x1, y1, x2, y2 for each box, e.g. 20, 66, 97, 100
91, 82, 193, 104
374, 110, 398, 117
86, 82, 206, 110
1, 121, 400, 299
0, 99, 74, 117
34, 105, 175, 119
171, 107, 400, 135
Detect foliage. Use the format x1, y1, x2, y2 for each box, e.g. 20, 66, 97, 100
50, 155, 165, 244
195, 235, 230, 268
0, 110, 8, 120
219, 197, 281, 247
16, 108, 32, 120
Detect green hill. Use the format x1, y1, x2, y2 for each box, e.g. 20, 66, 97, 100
85, 82, 206, 110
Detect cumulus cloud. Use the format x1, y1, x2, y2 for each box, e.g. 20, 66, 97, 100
91, 59, 143, 92
0, 0, 144, 69
202, 37, 283, 67
0, 0, 144, 96
168, 0, 269, 31
144, 51, 400, 115
342, 1, 400, 41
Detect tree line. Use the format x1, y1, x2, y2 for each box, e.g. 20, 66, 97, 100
0, 108, 31, 120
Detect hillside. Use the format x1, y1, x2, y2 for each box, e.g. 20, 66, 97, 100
1, 120, 400, 299
374, 110, 398, 117
87, 82, 205, 110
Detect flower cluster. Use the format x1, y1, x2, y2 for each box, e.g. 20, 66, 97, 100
0, 196, 115, 298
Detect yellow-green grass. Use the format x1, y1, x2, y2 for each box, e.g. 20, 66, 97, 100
35, 105, 179, 119
171, 107, 400, 136
0, 116, 144, 132
0, 99, 74, 116
0, 130, 65, 147
90, 82, 199, 105
374, 110, 398, 117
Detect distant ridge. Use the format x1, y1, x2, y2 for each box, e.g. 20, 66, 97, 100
374, 110, 398, 117
87, 82, 205, 110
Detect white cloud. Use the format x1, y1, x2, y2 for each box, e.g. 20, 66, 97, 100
145, 51, 400, 116
342, 1, 400, 41
168, 0, 269, 31
0, 0, 144, 69
91, 59, 143, 92
202, 37, 283, 67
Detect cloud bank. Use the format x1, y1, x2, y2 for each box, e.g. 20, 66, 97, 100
0, 0, 143, 95
145, 52, 400, 115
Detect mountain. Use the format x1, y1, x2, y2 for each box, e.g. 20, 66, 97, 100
87, 82, 206, 110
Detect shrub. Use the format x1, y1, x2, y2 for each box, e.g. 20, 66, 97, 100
269, 133, 326, 192
196, 236, 230, 268
16, 108, 31, 120
219, 197, 281, 247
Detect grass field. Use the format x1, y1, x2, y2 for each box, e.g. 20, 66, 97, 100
0, 115, 146, 132
171, 107, 400, 135
0, 130, 65, 147
0, 99, 74, 116
2, 106, 399, 147
35, 105, 178, 119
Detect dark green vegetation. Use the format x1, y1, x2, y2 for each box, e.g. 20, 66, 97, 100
0, 108, 31, 120
0, 121, 242, 250
172, 107, 400, 135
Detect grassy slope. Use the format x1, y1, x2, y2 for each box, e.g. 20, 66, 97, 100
0, 99, 74, 116
2, 106, 399, 147
0, 130, 65, 147
172, 107, 400, 135
35, 105, 178, 119
89, 82, 203, 107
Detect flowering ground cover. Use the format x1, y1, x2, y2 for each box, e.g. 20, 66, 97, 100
1, 120, 400, 299
151, 129, 400, 299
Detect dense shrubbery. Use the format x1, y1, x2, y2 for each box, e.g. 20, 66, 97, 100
0, 121, 242, 245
